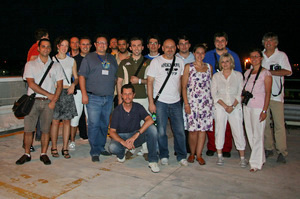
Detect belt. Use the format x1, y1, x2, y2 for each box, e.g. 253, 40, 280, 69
35, 97, 49, 101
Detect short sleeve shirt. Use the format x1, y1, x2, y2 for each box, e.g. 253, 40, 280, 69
110, 102, 149, 133
117, 56, 151, 98
23, 56, 64, 97
147, 55, 184, 104
78, 52, 118, 96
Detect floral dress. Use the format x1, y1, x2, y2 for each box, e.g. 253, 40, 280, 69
185, 63, 213, 132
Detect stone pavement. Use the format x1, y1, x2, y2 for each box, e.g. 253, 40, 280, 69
0, 124, 299, 199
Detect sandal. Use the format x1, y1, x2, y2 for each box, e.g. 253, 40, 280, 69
51, 148, 59, 158
187, 155, 195, 163
61, 149, 71, 159
197, 156, 206, 165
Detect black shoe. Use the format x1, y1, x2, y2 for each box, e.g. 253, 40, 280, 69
92, 156, 100, 162
22, 145, 35, 152
265, 150, 274, 158
222, 152, 231, 158
16, 154, 31, 165
206, 150, 215, 156
277, 153, 286, 163
100, 150, 112, 156
40, 155, 51, 165
30, 146, 35, 152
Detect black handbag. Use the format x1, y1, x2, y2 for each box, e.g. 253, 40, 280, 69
12, 61, 54, 118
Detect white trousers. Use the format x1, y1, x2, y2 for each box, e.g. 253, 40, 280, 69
71, 90, 88, 127
214, 104, 246, 151
243, 106, 266, 169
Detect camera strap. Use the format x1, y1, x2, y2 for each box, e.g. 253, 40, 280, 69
272, 77, 282, 97
243, 66, 263, 93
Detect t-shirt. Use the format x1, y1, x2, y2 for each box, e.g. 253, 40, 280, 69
53, 56, 75, 86
117, 56, 151, 98
110, 102, 149, 133
244, 68, 272, 109
27, 43, 39, 62
147, 55, 184, 104
78, 52, 118, 96
262, 48, 292, 102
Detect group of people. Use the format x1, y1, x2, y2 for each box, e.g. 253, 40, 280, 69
16, 29, 292, 174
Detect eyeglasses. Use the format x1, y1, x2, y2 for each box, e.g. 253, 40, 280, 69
250, 55, 261, 59
96, 41, 107, 45
149, 42, 158, 45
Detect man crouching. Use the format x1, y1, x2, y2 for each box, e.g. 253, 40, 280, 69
108, 84, 160, 173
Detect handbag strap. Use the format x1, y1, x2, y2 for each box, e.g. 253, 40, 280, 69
38, 60, 54, 87
54, 56, 70, 84
154, 56, 176, 103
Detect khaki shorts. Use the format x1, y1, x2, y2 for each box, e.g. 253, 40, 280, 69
24, 99, 53, 133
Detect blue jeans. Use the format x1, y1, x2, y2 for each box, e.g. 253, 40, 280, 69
156, 101, 187, 161
108, 125, 158, 163
87, 94, 113, 157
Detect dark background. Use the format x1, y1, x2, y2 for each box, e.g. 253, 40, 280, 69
0, 0, 299, 76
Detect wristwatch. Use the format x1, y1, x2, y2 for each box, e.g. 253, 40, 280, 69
232, 105, 236, 109
262, 110, 267, 114
139, 79, 142, 84
136, 131, 141, 135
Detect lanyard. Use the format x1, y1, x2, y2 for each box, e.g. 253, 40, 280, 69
97, 54, 110, 69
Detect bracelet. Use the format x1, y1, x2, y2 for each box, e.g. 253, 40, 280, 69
139, 79, 141, 84
136, 131, 141, 136
262, 110, 267, 114
232, 105, 236, 109
184, 104, 189, 106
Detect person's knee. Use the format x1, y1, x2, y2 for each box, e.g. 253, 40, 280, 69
108, 142, 119, 154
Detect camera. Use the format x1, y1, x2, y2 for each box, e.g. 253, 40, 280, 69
242, 90, 253, 105
270, 64, 281, 71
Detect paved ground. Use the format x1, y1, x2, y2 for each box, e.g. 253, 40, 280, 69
0, 124, 299, 199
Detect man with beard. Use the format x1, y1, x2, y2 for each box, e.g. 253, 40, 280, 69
203, 32, 242, 158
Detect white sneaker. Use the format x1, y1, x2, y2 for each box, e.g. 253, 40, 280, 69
240, 159, 248, 168
117, 156, 125, 163
179, 159, 188, 166
160, 158, 169, 165
217, 157, 224, 166
69, 141, 76, 151
149, 162, 160, 173
137, 151, 143, 156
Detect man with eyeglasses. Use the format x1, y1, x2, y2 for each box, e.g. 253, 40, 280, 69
145, 35, 161, 60
203, 32, 242, 158
147, 39, 188, 166
262, 32, 292, 163
78, 34, 118, 162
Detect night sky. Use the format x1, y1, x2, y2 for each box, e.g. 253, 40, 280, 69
0, 0, 299, 72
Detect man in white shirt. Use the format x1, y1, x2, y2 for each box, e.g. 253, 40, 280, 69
16, 39, 64, 165
147, 39, 188, 166
262, 32, 292, 163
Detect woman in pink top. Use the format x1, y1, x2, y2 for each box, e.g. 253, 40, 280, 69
243, 49, 272, 172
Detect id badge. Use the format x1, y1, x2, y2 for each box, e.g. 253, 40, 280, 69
102, 70, 109, 75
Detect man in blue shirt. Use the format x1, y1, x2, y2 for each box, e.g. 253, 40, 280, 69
203, 32, 242, 158
78, 34, 118, 162
108, 84, 160, 173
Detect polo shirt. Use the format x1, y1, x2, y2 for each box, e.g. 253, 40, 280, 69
117, 56, 151, 98
110, 102, 149, 133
